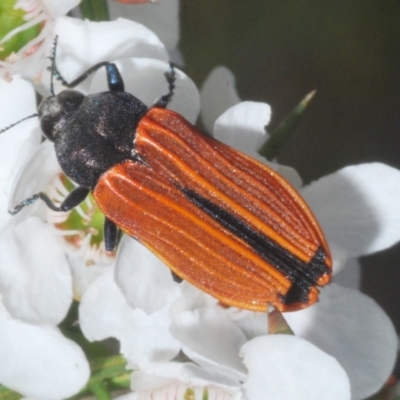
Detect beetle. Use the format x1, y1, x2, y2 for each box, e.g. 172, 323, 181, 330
6, 38, 331, 313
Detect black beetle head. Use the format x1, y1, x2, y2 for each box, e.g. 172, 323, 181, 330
38, 90, 84, 141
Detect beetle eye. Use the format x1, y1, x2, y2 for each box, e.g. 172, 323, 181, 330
40, 116, 56, 142
58, 90, 85, 113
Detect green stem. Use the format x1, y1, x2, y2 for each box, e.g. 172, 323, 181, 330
88, 381, 111, 400
258, 90, 316, 161
67, 355, 132, 399
79, 0, 110, 21
268, 308, 294, 335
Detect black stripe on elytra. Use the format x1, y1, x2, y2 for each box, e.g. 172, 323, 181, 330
181, 188, 330, 306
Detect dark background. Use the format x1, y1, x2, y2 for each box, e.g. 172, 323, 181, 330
180, 1, 400, 331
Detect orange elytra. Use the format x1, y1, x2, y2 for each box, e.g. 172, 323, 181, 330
8, 37, 332, 312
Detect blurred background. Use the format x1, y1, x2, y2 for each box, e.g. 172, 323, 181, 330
179, 1, 400, 331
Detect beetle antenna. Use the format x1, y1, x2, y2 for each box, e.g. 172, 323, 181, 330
48, 35, 58, 96
0, 113, 39, 134
153, 62, 176, 108
165, 62, 176, 102
48, 35, 69, 92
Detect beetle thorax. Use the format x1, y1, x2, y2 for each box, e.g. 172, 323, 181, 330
39, 90, 148, 189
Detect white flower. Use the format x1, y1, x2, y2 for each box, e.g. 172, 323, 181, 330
0, 15, 199, 397
0, 77, 90, 400
0, 0, 79, 83
200, 66, 241, 134
120, 335, 350, 400
2, 16, 398, 398
107, 0, 180, 54
199, 66, 400, 399
80, 266, 181, 367
81, 66, 400, 399
0, 301, 89, 399
80, 256, 351, 400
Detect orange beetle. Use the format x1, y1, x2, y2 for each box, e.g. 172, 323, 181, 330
9, 39, 332, 312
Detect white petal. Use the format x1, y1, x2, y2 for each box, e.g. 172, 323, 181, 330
285, 284, 397, 400
41, 0, 80, 17
182, 363, 242, 389
272, 164, 303, 189
213, 102, 271, 159
201, 66, 241, 133
301, 163, 400, 257
119, 380, 235, 400
0, 305, 89, 399
130, 362, 188, 391
0, 217, 72, 324
330, 250, 348, 276
0, 77, 37, 143
169, 47, 185, 65
169, 281, 220, 319
9, 141, 60, 221
130, 361, 239, 393
198, 69, 304, 190
48, 17, 169, 94
115, 236, 182, 314
80, 269, 180, 366
108, 0, 180, 51
225, 309, 268, 341
68, 255, 114, 301
0, 77, 41, 230
333, 258, 361, 289
114, 392, 139, 400
90, 58, 200, 124
209, 101, 302, 189
210, 101, 302, 188
170, 307, 247, 382
240, 335, 350, 400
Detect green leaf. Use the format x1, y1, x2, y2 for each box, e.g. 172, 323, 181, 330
79, 0, 110, 21
258, 90, 316, 161
0, 385, 22, 400
89, 355, 131, 382
0, 0, 42, 60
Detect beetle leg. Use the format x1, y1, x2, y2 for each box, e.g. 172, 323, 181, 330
171, 271, 183, 283
153, 62, 176, 108
104, 218, 121, 252
9, 186, 90, 215
49, 38, 124, 92
51, 61, 125, 92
